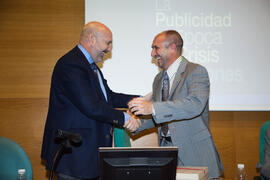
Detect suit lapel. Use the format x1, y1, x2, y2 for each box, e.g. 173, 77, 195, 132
95, 66, 109, 103
74, 46, 108, 103
153, 73, 163, 101
169, 57, 189, 100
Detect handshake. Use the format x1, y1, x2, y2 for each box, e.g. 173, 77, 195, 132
123, 93, 153, 132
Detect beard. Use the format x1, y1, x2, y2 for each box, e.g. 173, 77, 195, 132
155, 55, 165, 69
96, 52, 105, 62
95, 47, 109, 62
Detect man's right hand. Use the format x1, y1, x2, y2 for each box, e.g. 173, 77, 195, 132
123, 111, 141, 132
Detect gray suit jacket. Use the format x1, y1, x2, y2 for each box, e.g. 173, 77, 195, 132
136, 57, 224, 178
261, 128, 270, 179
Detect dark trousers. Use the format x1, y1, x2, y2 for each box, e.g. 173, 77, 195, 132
56, 173, 98, 180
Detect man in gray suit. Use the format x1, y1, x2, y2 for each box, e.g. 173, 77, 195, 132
128, 30, 224, 179
261, 128, 270, 179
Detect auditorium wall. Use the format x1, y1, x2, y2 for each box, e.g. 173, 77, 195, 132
0, 0, 269, 179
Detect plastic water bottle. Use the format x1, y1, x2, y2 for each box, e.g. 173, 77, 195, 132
235, 164, 248, 180
17, 169, 26, 180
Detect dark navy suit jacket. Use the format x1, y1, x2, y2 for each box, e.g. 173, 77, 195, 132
41, 46, 137, 178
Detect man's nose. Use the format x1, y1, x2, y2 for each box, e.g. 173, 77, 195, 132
108, 43, 112, 52
151, 49, 156, 57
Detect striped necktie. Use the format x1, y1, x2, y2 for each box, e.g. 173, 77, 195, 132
161, 71, 169, 136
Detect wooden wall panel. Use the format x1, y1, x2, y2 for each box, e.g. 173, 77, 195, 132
210, 111, 270, 179
0, 99, 49, 179
0, 0, 84, 98
0, 0, 84, 179
1, 99, 269, 180
0, 0, 269, 180
210, 112, 236, 179
229, 112, 270, 179
130, 111, 270, 179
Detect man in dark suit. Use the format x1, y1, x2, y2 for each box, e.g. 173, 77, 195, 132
262, 128, 270, 179
128, 30, 224, 178
41, 21, 140, 180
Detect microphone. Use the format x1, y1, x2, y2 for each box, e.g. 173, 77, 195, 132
55, 129, 82, 145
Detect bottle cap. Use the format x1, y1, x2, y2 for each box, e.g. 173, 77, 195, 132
237, 164, 244, 169
18, 169, 26, 175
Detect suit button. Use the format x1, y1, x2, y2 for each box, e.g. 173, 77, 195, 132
113, 120, 118, 124
105, 135, 110, 139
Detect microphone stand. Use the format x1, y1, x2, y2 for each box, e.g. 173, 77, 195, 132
49, 141, 71, 180
49, 130, 81, 180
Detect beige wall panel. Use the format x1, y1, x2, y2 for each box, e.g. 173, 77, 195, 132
130, 128, 159, 147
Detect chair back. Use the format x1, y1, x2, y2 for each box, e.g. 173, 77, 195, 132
0, 137, 33, 180
260, 121, 270, 164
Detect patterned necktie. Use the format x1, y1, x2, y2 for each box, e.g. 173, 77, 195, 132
90, 63, 108, 101
90, 63, 98, 74
161, 71, 169, 136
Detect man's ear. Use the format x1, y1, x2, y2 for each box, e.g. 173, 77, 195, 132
170, 43, 177, 52
88, 33, 96, 46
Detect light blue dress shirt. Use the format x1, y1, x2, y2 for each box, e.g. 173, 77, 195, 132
77, 44, 129, 123
77, 44, 108, 101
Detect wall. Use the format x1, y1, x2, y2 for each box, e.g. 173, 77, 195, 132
0, 0, 269, 179
0, 0, 84, 179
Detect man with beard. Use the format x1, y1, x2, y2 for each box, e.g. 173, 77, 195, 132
128, 30, 224, 179
41, 21, 140, 180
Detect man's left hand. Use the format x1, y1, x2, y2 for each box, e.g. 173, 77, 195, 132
128, 97, 153, 115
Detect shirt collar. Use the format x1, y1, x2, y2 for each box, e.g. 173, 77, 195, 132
166, 56, 182, 80
77, 44, 94, 64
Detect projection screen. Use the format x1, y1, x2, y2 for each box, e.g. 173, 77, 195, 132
85, 0, 270, 111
